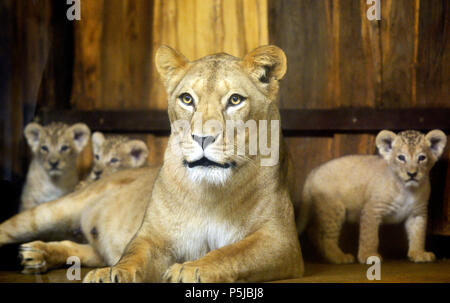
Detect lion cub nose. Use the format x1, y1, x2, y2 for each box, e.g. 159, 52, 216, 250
407, 172, 418, 178
49, 160, 59, 169
192, 135, 216, 150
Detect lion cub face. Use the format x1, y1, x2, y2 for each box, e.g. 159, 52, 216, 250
24, 122, 90, 177
155, 45, 287, 185
88, 132, 149, 181
376, 129, 447, 187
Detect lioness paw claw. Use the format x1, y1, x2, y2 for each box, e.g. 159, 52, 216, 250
19, 242, 48, 274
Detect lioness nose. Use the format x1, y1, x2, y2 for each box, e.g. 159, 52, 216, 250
407, 172, 417, 178
192, 135, 216, 150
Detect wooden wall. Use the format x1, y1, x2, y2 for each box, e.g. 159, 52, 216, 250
1, 0, 449, 234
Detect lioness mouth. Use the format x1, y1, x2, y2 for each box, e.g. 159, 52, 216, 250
184, 157, 235, 169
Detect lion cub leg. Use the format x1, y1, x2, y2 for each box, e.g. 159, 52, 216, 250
405, 215, 435, 263
310, 199, 355, 264
357, 206, 383, 263
18, 240, 105, 274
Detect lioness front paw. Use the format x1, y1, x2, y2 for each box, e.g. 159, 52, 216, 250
408, 251, 436, 263
19, 241, 49, 274
83, 266, 137, 283
357, 252, 383, 264
163, 262, 235, 283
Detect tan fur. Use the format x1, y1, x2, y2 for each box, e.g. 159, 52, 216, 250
75, 132, 149, 189
300, 129, 447, 264
0, 45, 304, 283
20, 122, 90, 211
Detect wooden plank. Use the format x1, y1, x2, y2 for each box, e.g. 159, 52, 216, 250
38, 108, 450, 133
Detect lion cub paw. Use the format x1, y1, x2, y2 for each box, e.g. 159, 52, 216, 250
19, 241, 49, 274
163, 262, 234, 283
328, 253, 355, 264
357, 252, 383, 264
408, 251, 436, 263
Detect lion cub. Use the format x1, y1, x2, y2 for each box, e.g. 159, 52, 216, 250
21, 122, 90, 211
301, 129, 447, 264
76, 132, 149, 189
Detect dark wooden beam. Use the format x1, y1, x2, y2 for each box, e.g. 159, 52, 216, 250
37, 108, 450, 134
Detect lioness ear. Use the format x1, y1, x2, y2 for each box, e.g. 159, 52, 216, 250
24, 122, 43, 152
124, 140, 149, 167
425, 129, 447, 160
376, 130, 397, 159
155, 45, 189, 91
242, 45, 287, 98
68, 123, 91, 153
92, 132, 106, 155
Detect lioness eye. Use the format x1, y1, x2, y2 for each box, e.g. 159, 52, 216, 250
179, 93, 194, 105
418, 155, 426, 162
110, 158, 119, 164
60, 145, 69, 152
41, 145, 49, 152
397, 155, 406, 162
228, 94, 246, 106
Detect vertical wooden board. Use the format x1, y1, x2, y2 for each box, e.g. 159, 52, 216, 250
332, 134, 376, 158
285, 137, 334, 208
268, 0, 330, 109
146, 135, 169, 166
71, 0, 104, 110
101, 0, 128, 109
123, 0, 153, 109
416, 0, 450, 108
380, 0, 416, 108
269, 0, 378, 109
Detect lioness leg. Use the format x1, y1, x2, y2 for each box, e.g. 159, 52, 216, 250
0, 181, 110, 247
310, 199, 354, 264
164, 227, 303, 283
19, 240, 105, 274
84, 225, 303, 283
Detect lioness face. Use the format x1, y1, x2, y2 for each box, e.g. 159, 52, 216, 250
24, 122, 90, 178
89, 132, 148, 181
376, 129, 447, 187
155, 46, 287, 185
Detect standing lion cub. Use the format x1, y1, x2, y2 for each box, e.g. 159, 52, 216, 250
300, 129, 447, 264
20, 122, 90, 211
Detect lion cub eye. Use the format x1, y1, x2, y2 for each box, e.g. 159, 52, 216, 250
228, 94, 246, 106
110, 157, 119, 164
179, 93, 194, 105
397, 155, 406, 162
60, 145, 69, 152
418, 155, 426, 162
41, 145, 49, 153
94, 154, 100, 161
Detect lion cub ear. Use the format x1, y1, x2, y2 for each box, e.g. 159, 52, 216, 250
124, 140, 149, 167
376, 130, 397, 159
68, 123, 91, 153
155, 45, 189, 91
24, 122, 43, 152
242, 45, 287, 98
425, 129, 447, 160
92, 132, 105, 155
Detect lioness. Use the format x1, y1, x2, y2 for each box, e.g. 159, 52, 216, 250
299, 129, 447, 264
0, 45, 303, 282
20, 122, 90, 211
75, 132, 149, 190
